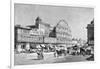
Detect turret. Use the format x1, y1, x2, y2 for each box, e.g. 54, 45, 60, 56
35, 16, 42, 28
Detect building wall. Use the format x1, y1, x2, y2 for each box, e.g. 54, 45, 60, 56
87, 19, 94, 46
39, 23, 51, 37
56, 20, 72, 44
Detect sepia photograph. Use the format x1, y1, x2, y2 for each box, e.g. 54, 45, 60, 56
14, 3, 94, 65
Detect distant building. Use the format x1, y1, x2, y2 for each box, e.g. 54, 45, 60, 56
71, 38, 78, 46
87, 19, 94, 46
72, 38, 86, 47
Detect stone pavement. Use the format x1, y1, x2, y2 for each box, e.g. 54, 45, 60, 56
14, 52, 90, 65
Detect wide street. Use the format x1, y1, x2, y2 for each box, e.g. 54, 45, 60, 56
14, 52, 90, 65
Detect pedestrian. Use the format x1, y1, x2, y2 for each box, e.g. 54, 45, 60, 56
36, 44, 44, 60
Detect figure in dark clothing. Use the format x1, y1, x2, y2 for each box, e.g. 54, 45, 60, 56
80, 47, 86, 56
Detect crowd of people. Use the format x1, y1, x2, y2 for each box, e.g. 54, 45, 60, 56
15, 43, 94, 60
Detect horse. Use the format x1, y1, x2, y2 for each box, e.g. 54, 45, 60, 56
79, 47, 86, 56
54, 46, 67, 57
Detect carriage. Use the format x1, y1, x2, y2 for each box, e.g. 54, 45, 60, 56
54, 44, 67, 57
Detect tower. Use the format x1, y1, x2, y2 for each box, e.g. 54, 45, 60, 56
35, 16, 42, 29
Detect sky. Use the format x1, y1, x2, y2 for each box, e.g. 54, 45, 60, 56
14, 3, 94, 41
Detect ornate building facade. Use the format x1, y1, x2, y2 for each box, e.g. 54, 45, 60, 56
56, 20, 72, 46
